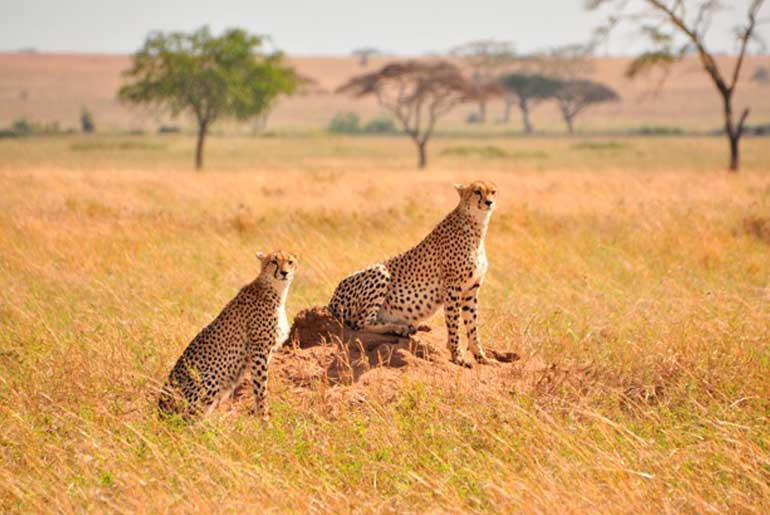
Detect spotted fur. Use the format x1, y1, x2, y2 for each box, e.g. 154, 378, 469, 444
158, 250, 298, 419
328, 180, 498, 367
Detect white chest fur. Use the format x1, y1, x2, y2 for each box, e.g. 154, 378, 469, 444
463, 243, 488, 289
273, 287, 290, 350
276, 309, 290, 345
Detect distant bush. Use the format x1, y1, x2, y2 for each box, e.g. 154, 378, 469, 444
465, 112, 483, 124
80, 108, 95, 133
744, 123, 770, 136
0, 129, 19, 139
363, 116, 397, 134
158, 125, 181, 134
6, 117, 64, 136
12, 118, 33, 134
635, 125, 684, 135
328, 112, 360, 133
751, 67, 769, 85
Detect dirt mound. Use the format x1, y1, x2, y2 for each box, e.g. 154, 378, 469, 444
234, 307, 611, 414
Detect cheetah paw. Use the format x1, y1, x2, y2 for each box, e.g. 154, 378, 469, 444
396, 325, 418, 337
451, 354, 474, 368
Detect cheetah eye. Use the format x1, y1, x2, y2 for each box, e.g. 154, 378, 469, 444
288, 260, 294, 266
475, 190, 482, 196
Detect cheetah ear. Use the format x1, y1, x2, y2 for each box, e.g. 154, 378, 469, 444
256, 252, 267, 263
453, 184, 466, 197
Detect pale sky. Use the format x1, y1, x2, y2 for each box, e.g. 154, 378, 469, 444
0, 0, 766, 56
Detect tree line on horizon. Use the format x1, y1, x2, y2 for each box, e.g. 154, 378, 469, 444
116, 0, 766, 171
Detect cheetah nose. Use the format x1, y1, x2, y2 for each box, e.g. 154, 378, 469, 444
484, 200, 493, 207
280, 270, 288, 278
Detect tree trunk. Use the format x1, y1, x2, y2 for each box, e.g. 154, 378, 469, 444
557, 103, 575, 134
417, 139, 427, 169
195, 120, 208, 171
519, 97, 533, 134
564, 114, 574, 134
501, 98, 514, 124
478, 98, 487, 124
722, 93, 745, 173
728, 133, 739, 172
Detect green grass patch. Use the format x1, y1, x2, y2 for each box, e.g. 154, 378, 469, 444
441, 145, 547, 159
70, 140, 167, 152
571, 140, 629, 151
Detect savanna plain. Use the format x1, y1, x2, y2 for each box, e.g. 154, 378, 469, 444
1, 132, 769, 513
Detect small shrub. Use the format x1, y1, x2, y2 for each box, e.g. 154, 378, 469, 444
80, 108, 95, 133
11, 118, 32, 134
635, 125, 684, 135
465, 112, 483, 124
158, 125, 181, 134
328, 112, 360, 133
363, 116, 397, 134
751, 67, 769, 85
745, 123, 770, 136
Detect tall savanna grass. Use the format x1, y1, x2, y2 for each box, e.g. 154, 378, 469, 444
1, 134, 769, 512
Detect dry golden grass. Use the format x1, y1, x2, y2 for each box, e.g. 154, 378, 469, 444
1, 53, 769, 132
1, 134, 769, 512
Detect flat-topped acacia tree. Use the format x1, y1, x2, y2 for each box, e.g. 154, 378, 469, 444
553, 79, 620, 133
119, 26, 297, 170
336, 61, 473, 169
498, 73, 563, 132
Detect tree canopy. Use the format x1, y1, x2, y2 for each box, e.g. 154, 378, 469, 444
497, 73, 563, 132
587, 0, 767, 171
118, 26, 298, 170
553, 79, 620, 133
337, 60, 474, 168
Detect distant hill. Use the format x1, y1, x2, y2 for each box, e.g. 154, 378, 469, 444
1, 52, 769, 133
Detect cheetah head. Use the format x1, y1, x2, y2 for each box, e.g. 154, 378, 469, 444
454, 180, 498, 215
256, 250, 298, 284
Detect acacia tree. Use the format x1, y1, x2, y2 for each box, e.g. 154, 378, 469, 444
498, 73, 563, 132
450, 40, 516, 123
553, 79, 619, 133
119, 26, 297, 170
337, 61, 473, 168
352, 47, 381, 67
587, 0, 767, 172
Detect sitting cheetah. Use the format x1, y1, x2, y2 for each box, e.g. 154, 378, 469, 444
328, 180, 498, 367
158, 250, 297, 419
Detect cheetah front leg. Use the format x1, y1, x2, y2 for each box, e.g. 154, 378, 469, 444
249, 350, 271, 419
444, 283, 473, 367
461, 283, 494, 365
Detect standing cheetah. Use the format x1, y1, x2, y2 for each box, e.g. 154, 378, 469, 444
158, 250, 297, 419
328, 180, 498, 367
